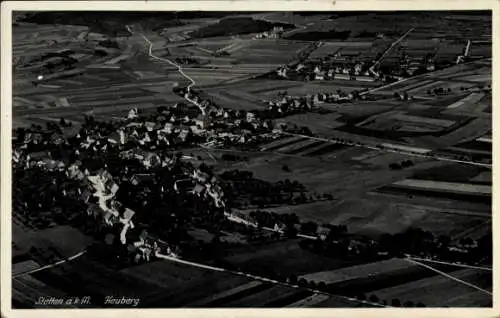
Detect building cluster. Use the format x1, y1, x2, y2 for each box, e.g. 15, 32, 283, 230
263, 89, 359, 113
252, 26, 285, 39
13, 102, 255, 263
173, 88, 280, 146
276, 59, 378, 83
14, 80, 308, 262
398, 49, 437, 76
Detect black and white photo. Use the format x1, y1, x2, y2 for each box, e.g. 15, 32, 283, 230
2, 3, 495, 313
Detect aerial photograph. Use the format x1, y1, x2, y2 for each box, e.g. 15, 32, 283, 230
10, 10, 492, 308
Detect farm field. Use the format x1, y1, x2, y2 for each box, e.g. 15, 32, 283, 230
300, 258, 415, 284
372, 268, 492, 307
297, 256, 491, 307
410, 163, 490, 183
219, 239, 361, 277
390, 179, 491, 196
12, 225, 94, 265
237, 198, 489, 238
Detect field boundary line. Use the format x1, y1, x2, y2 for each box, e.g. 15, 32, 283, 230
405, 256, 492, 271
404, 258, 492, 296
13, 250, 87, 278
282, 132, 491, 168
155, 252, 386, 307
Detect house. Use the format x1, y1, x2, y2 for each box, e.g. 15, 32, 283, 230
131, 173, 155, 186
27, 150, 50, 161
103, 210, 116, 226
246, 112, 256, 123
448, 246, 468, 254
145, 122, 155, 132
193, 169, 209, 183
105, 233, 115, 245
174, 179, 195, 193
87, 203, 104, 218
138, 132, 151, 145
190, 125, 204, 135
334, 74, 351, 80
50, 134, 64, 145
159, 122, 174, 134
107, 131, 122, 145
179, 129, 191, 142
121, 208, 136, 224
355, 75, 375, 82
128, 108, 139, 119
192, 183, 206, 197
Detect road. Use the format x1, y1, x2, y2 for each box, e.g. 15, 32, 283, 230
370, 27, 415, 71
13, 250, 87, 278
225, 212, 317, 240
361, 58, 490, 96
405, 256, 492, 272
226, 212, 491, 273
126, 25, 207, 115
155, 251, 385, 307
404, 257, 492, 296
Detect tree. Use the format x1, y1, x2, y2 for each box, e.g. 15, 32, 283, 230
438, 234, 451, 248
287, 274, 298, 284
301, 221, 318, 235
298, 278, 307, 287
282, 165, 291, 172
369, 295, 379, 303
401, 160, 414, 168
308, 281, 317, 290
389, 163, 401, 170
404, 301, 414, 307
391, 299, 401, 307
460, 237, 474, 247
284, 223, 298, 238
317, 281, 327, 291
357, 293, 366, 301
416, 302, 426, 307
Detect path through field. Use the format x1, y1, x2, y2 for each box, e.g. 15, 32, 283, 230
125, 25, 207, 115
404, 258, 492, 296
13, 250, 87, 278
281, 132, 491, 168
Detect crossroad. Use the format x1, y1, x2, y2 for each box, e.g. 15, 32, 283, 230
404, 257, 492, 296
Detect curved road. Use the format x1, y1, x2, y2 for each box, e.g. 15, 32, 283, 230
126, 25, 206, 115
